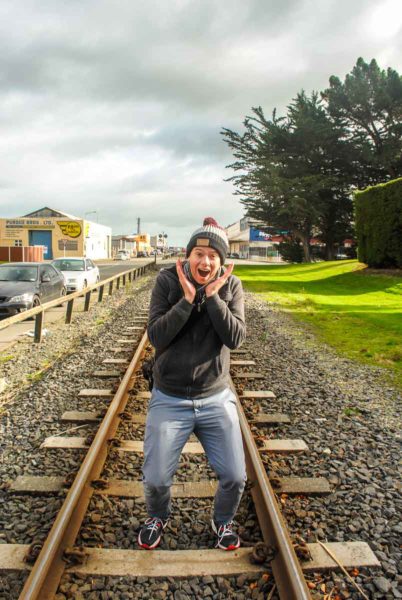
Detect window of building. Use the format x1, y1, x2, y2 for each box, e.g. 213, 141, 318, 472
240, 217, 249, 231
14, 240, 23, 247
249, 246, 267, 257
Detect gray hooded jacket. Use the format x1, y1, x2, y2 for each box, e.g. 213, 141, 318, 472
147, 264, 246, 398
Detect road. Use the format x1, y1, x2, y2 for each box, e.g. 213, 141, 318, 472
97, 258, 154, 280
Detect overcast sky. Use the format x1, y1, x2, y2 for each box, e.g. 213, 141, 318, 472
0, 0, 401, 245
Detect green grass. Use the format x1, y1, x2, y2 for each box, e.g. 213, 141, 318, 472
0, 354, 15, 363
235, 260, 402, 388
26, 371, 45, 382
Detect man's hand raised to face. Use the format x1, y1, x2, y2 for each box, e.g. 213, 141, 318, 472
205, 263, 234, 298
176, 260, 196, 304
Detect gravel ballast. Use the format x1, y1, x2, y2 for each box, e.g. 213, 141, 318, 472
0, 270, 400, 599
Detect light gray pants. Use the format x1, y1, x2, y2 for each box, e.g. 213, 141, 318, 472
142, 387, 247, 525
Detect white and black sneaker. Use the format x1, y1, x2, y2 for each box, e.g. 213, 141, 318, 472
138, 517, 168, 550
211, 519, 240, 551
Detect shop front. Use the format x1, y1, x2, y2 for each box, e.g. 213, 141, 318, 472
0, 207, 111, 260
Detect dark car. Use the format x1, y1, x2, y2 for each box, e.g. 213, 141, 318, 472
0, 263, 66, 318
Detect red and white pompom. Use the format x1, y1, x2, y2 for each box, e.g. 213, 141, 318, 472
203, 217, 222, 229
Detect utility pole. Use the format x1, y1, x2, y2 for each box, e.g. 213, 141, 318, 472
158, 232, 168, 259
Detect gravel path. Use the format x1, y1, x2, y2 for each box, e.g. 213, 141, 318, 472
0, 272, 400, 599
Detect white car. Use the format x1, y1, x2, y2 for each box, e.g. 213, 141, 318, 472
51, 257, 100, 293
115, 250, 130, 260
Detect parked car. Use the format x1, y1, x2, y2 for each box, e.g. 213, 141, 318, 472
51, 257, 100, 293
115, 250, 130, 260
0, 262, 66, 317
137, 251, 148, 258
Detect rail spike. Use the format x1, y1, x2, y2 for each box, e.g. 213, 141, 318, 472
63, 547, 88, 566
293, 535, 313, 561
250, 542, 277, 565
91, 478, 109, 490
24, 542, 43, 564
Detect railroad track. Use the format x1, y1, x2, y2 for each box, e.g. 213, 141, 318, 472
0, 310, 379, 599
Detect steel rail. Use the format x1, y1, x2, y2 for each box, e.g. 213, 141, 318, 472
18, 331, 149, 600
231, 381, 312, 600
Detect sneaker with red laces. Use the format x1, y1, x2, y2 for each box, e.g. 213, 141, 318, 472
138, 517, 168, 550
211, 519, 240, 551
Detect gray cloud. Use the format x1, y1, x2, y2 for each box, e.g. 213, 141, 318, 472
0, 0, 400, 244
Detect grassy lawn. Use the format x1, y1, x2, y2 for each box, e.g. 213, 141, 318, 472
235, 260, 402, 388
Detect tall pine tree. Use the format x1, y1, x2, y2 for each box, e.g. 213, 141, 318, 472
222, 93, 354, 260
322, 57, 402, 183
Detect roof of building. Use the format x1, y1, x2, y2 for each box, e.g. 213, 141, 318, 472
21, 207, 81, 220
228, 230, 249, 242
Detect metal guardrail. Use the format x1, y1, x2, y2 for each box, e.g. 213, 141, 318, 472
0, 261, 154, 343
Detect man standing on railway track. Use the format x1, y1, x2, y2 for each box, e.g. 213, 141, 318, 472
138, 217, 247, 551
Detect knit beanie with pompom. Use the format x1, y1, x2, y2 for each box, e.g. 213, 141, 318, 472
186, 217, 229, 265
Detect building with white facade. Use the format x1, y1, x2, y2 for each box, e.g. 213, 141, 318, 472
0, 207, 112, 260
225, 217, 281, 261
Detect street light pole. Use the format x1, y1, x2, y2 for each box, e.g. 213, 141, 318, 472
84, 210, 98, 223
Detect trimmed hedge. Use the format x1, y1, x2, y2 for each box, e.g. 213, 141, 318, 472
354, 178, 402, 268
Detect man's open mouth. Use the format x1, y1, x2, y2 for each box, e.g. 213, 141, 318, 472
197, 268, 211, 278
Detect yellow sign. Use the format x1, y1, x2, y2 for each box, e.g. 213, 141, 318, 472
57, 221, 82, 238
